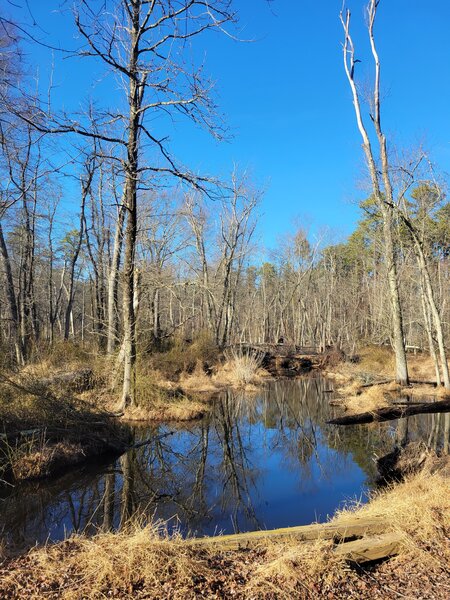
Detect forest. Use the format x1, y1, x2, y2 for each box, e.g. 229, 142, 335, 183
0, 1, 449, 599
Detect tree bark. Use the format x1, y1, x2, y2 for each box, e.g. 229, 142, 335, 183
120, 1, 142, 409
107, 203, 126, 354
0, 220, 24, 365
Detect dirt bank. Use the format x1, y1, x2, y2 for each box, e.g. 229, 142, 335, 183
0, 371, 131, 484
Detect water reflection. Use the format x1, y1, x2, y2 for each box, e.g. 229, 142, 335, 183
0, 378, 447, 550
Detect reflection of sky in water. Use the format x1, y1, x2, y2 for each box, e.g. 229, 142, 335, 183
0, 378, 447, 549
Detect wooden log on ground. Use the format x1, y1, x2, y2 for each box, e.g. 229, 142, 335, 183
333, 533, 402, 563
392, 400, 431, 406
361, 378, 394, 388
361, 378, 440, 388
187, 516, 387, 551
0, 428, 43, 440
327, 398, 450, 426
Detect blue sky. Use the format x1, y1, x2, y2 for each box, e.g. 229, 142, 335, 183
6, 0, 450, 250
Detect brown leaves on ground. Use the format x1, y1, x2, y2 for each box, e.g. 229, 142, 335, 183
0, 469, 448, 599
10, 441, 85, 480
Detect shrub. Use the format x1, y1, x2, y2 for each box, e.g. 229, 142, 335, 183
149, 331, 219, 381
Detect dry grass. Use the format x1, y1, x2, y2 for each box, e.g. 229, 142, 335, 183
404, 383, 450, 401
0, 464, 447, 599
123, 397, 209, 422
407, 353, 438, 380
332, 378, 401, 415
122, 373, 210, 422
178, 353, 270, 395
147, 332, 219, 382
325, 345, 395, 385
178, 361, 221, 394
9, 440, 86, 481
213, 357, 269, 390
341, 386, 391, 414
0, 374, 130, 483
335, 467, 450, 556
22, 340, 103, 378
327, 346, 450, 412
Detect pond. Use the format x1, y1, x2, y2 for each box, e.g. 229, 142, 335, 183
0, 377, 447, 550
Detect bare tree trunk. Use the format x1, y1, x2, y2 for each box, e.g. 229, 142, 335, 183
152, 287, 161, 343
64, 159, 94, 340
381, 206, 409, 384
420, 278, 441, 386
392, 196, 450, 389
120, 3, 142, 409
0, 220, 24, 365
340, 2, 409, 385
107, 203, 126, 354
413, 242, 450, 389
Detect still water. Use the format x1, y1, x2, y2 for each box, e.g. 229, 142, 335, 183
0, 378, 447, 549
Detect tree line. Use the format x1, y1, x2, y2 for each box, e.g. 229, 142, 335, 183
0, 0, 449, 406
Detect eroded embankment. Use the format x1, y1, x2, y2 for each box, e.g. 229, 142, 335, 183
0, 370, 131, 483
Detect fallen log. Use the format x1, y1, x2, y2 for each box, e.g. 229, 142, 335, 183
333, 532, 402, 563
392, 400, 430, 406
0, 428, 43, 440
187, 516, 387, 550
361, 379, 394, 388
327, 398, 450, 425
361, 378, 440, 389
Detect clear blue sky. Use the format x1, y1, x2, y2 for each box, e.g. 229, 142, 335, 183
6, 0, 450, 249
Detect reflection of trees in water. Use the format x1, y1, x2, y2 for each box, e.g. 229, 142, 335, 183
212, 391, 259, 532
103, 471, 115, 531
260, 378, 322, 479
256, 378, 390, 484
2, 378, 448, 549
396, 411, 448, 453
0, 463, 116, 548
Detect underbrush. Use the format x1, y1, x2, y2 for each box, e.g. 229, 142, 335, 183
326, 345, 395, 385
148, 332, 219, 381
144, 337, 269, 395
0, 465, 447, 599
0, 379, 130, 483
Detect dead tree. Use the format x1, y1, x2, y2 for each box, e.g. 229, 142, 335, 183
340, 0, 409, 385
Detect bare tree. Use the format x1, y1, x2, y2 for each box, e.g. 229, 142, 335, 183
340, 0, 409, 384
63, 153, 96, 340
71, 0, 236, 409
